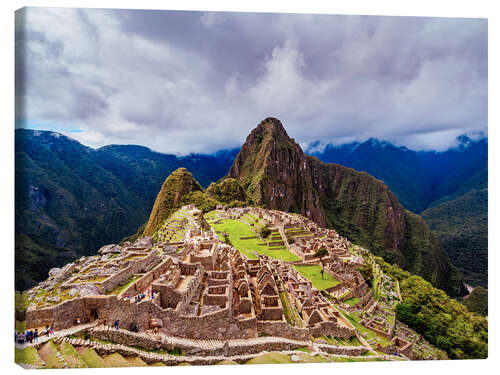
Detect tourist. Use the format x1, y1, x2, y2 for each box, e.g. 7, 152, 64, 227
34, 328, 39, 342
44, 325, 49, 336
114, 319, 120, 330
76, 316, 81, 325
49, 324, 54, 335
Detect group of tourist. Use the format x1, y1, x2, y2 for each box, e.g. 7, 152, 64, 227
15, 324, 54, 345
133, 288, 156, 303
15, 330, 38, 344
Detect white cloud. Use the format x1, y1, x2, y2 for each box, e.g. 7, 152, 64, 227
16, 8, 487, 154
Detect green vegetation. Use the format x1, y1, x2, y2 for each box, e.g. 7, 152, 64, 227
343, 297, 360, 306
60, 342, 87, 368
16, 320, 27, 332
101, 353, 132, 367
338, 309, 391, 347
422, 188, 488, 287
396, 275, 487, 359
244, 352, 293, 364
258, 225, 272, 239
15, 234, 78, 292
208, 216, 299, 261
463, 286, 488, 316
41, 340, 65, 368
80, 348, 106, 368
180, 190, 219, 213
293, 265, 339, 290
15, 129, 236, 291
15, 290, 28, 310
279, 291, 296, 325
366, 254, 487, 359
206, 178, 248, 204
143, 168, 204, 236
215, 359, 239, 365
15, 346, 44, 367
126, 357, 148, 366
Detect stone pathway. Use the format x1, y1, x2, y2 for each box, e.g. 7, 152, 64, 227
15, 323, 97, 350
58, 336, 406, 365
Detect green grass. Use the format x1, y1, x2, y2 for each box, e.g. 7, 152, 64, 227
60, 342, 87, 368
344, 297, 360, 306
337, 309, 391, 347
15, 346, 44, 367
15, 291, 29, 310
292, 265, 339, 290
101, 353, 132, 367
245, 352, 293, 364
41, 341, 65, 369
207, 216, 299, 261
215, 359, 239, 365
80, 348, 106, 368
279, 291, 296, 325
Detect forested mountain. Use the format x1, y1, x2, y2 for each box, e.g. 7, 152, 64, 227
308, 136, 488, 287
422, 188, 488, 287
307, 136, 487, 213
15, 129, 237, 290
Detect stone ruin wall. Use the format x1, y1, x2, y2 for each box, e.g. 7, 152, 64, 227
88, 326, 367, 359
309, 321, 355, 339
255, 321, 309, 341
26, 296, 114, 330
123, 258, 173, 297
27, 281, 360, 343
99, 251, 159, 292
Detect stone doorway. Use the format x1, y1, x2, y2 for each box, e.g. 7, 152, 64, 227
90, 308, 98, 322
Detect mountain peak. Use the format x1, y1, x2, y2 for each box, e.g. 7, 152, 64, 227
256, 117, 288, 136
228, 118, 326, 225
143, 167, 203, 236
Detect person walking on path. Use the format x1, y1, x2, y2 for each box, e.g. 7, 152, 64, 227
114, 320, 120, 330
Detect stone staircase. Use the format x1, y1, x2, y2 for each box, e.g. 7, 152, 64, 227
16, 333, 406, 369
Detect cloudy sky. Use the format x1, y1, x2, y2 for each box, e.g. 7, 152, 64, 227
15, 7, 487, 154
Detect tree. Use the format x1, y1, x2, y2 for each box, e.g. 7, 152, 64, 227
314, 248, 328, 263
314, 248, 328, 279
259, 225, 271, 239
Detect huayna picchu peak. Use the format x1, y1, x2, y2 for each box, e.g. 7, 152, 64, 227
228, 117, 327, 227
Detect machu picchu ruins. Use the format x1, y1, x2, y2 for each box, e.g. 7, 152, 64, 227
15, 204, 447, 368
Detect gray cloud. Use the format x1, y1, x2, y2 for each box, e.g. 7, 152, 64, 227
15, 7, 487, 153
